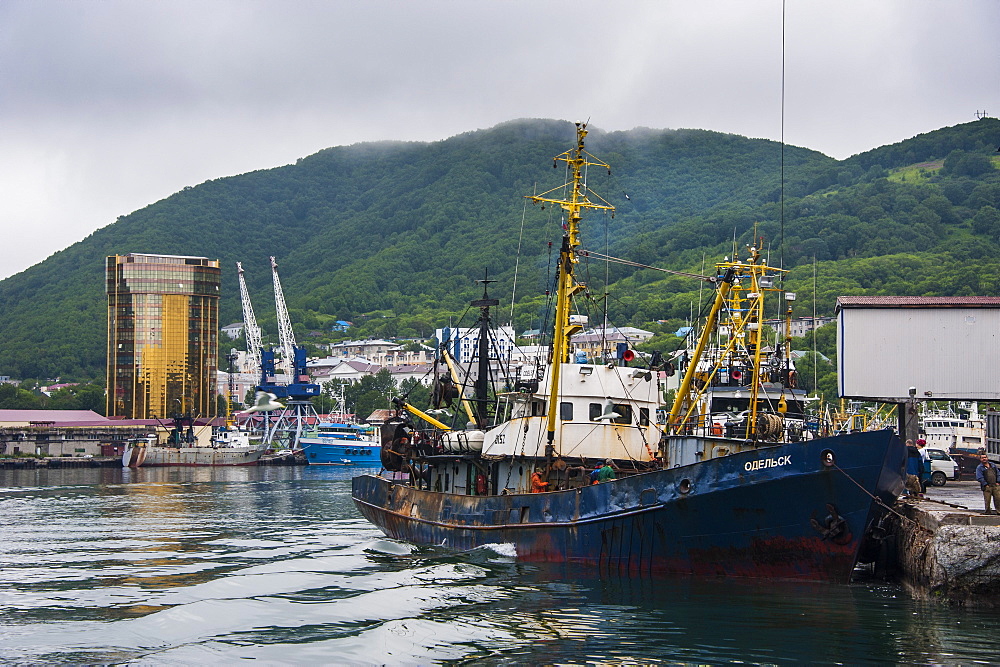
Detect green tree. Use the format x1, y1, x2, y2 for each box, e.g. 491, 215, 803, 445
312, 386, 336, 414
971, 206, 1000, 237
789, 322, 838, 362
0, 384, 45, 409
791, 352, 838, 398
46, 383, 107, 414
952, 152, 994, 177
398, 377, 431, 409
344, 369, 396, 421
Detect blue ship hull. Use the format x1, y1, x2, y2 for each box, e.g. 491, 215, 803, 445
352, 430, 906, 581
301, 439, 381, 465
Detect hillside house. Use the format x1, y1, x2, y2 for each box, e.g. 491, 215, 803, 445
764, 316, 836, 339
570, 326, 654, 363
222, 322, 244, 339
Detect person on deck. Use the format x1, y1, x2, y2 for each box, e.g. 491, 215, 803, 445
589, 462, 602, 484
975, 454, 1000, 514
530, 468, 549, 493
597, 459, 616, 483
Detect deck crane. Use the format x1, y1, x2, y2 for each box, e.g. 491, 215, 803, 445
271, 256, 296, 375
236, 262, 263, 376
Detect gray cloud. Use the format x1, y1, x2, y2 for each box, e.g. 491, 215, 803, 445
1, 0, 997, 279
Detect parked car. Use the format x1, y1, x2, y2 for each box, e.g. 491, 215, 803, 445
926, 448, 959, 486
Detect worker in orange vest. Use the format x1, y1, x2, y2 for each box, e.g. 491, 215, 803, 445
530, 468, 549, 493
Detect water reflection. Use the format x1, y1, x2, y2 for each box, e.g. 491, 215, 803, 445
2, 467, 1000, 664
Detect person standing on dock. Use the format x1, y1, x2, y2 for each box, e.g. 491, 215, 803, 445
975, 455, 1000, 514
904, 440, 924, 497
916, 439, 932, 494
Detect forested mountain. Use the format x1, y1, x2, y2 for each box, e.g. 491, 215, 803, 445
1, 117, 998, 383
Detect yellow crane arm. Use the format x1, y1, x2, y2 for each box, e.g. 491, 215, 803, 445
393, 398, 452, 431
441, 349, 477, 425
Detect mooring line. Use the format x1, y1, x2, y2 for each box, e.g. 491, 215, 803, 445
832, 463, 922, 529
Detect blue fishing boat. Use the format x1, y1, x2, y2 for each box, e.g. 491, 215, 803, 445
297, 383, 381, 465
351, 122, 906, 581
299, 421, 380, 465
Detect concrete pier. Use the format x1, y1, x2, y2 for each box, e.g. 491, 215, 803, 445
0, 454, 307, 468
887, 480, 1000, 605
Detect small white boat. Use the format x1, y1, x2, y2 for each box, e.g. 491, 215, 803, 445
121, 435, 152, 468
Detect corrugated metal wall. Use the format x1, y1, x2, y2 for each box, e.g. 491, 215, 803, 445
838, 308, 1000, 400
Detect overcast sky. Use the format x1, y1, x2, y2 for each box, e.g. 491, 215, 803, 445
1, 0, 997, 280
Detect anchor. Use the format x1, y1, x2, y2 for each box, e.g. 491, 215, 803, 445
810, 503, 851, 544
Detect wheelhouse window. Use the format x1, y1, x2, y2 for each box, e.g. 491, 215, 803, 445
611, 404, 633, 425
560, 402, 573, 421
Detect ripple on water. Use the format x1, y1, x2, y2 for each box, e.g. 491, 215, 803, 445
5, 467, 1000, 664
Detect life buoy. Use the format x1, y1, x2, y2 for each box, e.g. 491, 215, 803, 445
787, 370, 798, 389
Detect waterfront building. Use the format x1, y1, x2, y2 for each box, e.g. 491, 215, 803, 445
0, 409, 104, 427
0, 409, 215, 457
106, 253, 221, 419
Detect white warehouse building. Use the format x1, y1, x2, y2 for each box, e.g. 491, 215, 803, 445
435, 325, 516, 367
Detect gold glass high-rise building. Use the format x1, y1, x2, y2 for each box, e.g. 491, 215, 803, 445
106, 253, 221, 419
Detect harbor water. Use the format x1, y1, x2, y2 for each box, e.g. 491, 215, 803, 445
3, 467, 1000, 664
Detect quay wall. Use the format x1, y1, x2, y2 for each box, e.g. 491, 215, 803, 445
888, 491, 1000, 606
0, 454, 306, 469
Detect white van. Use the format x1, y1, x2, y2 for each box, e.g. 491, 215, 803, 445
926, 448, 959, 486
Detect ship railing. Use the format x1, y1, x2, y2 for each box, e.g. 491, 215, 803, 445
406, 427, 449, 457
668, 411, 834, 442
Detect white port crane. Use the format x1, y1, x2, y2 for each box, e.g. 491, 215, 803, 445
271, 256, 296, 375
236, 262, 263, 376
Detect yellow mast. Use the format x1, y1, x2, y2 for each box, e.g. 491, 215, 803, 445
668, 268, 735, 433
527, 123, 615, 451
668, 243, 787, 440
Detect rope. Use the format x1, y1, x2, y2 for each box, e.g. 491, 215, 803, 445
832, 462, 921, 529
508, 189, 530, 328
580, 249, 713, 282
